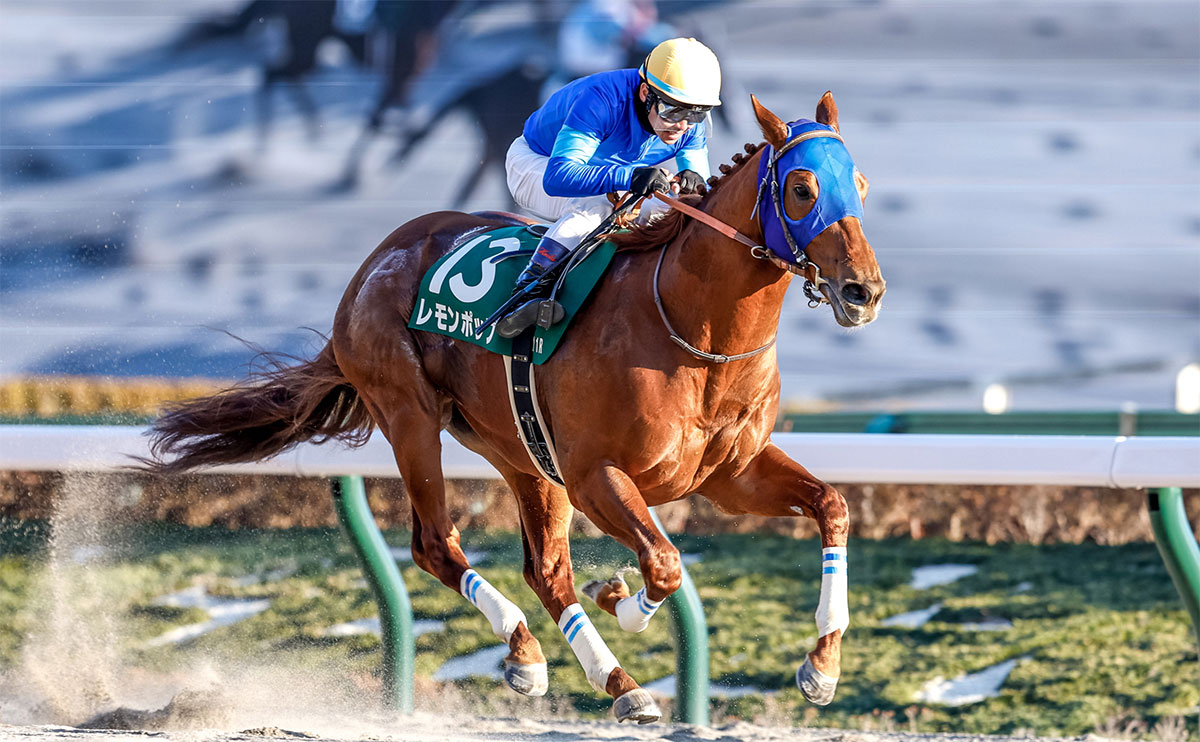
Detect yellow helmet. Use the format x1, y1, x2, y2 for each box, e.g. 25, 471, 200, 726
639, 38, 722, 108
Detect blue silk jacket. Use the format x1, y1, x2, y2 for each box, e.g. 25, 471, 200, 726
522, 69, 710, 198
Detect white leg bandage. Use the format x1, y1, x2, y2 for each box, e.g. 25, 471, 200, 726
460, 569, 527, 643
558, 603, 620, 693
815, 547, 850, 639
615, 586, 663, 633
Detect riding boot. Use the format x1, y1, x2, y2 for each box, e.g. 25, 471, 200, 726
496, 236, 570, 338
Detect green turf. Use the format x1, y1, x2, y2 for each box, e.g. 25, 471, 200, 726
0, 522, 1194, 735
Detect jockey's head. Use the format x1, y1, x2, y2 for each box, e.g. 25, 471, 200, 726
638, 38, 722, 145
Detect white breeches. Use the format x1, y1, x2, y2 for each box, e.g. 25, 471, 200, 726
505, 136, 670, 250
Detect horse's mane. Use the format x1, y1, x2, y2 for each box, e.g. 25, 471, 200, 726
612, 141, 766, 253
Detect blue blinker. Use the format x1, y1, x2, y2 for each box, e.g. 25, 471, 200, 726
756, 120, 864, 263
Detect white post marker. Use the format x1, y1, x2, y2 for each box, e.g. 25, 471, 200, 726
558, 603, 620, 692
460, 569, 527, 642
614, 586, 663, 633
816, 547, 849, 638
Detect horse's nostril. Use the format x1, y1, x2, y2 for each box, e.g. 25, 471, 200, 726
840, 282, 870, 306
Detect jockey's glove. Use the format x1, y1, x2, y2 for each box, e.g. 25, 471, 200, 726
676, 169, 708, 196
630, 167, 671, 197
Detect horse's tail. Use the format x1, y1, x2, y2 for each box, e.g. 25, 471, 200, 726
140, 342, 374, 474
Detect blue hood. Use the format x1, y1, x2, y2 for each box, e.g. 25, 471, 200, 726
756, 120, 864, 262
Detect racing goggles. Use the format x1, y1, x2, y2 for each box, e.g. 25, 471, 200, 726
648, 93, 711, 125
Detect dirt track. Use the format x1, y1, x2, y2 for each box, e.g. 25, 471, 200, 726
0, 717, 1084, 742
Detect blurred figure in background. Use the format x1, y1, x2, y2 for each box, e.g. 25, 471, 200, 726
560, 0, 671, 77
352, 1, 463, 146
179, 1, 368, 145
548, 0, 738, 135
495, 37, 720, 337
337, 0, 555, 196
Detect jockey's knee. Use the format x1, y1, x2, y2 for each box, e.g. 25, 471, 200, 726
544, 197, 613, 246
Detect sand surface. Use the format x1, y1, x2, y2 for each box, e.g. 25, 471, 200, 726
0, 716, 1085, 742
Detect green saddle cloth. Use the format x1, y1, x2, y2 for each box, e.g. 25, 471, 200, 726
407, 225, 617, 364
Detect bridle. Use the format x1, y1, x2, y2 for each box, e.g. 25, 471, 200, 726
650, 129, 848, 364
756, 129, 851, 306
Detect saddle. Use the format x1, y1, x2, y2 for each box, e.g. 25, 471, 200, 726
407, 224, 619, 364
409, 223, 621, 483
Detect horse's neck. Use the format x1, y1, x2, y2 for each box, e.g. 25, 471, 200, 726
658, 148, 791, 360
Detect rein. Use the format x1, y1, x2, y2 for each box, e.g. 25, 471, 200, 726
646, 130, 840, 365
653, 191, 814, 282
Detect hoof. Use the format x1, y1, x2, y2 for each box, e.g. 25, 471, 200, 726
613, 688, 661, 724
582, 576, 628, 607
503, 660, 548, 697
796, 656, 838, 706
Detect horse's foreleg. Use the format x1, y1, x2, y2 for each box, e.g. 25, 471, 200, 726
513, 469, 660, 724
573, 466, 680, 635
702, 443, 849, 706
384, 418, 546, 696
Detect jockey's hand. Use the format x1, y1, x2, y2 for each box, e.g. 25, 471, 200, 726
630, 167, 671, 198
676, 169, 708, 196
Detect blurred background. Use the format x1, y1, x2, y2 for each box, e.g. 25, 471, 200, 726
1, 0, 1197, 415
1, 3, 1198, 734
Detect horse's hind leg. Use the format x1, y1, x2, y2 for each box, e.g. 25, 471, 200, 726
374, 407, 548, 696
701, 443, 849, 706
508, 470, 661, 724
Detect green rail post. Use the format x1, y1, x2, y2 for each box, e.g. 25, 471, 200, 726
332, 475, 415, 713
1148, 487, 1200, 650
649, 508, 709, 725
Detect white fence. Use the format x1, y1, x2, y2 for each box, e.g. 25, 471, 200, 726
0, 425, 1196, 488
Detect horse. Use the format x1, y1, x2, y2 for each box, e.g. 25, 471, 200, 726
142, 92, 885, 723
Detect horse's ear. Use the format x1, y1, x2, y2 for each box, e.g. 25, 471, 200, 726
751, 94, 789, 150
854, 168, 869, 203
816, 91, 839, 133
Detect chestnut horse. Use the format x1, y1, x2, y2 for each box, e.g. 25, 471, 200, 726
144, 93, 884, 723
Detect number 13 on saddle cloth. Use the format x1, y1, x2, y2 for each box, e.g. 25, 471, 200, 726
408, 225, 618, 362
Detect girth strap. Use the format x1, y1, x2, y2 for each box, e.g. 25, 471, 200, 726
504, 331, 564, 485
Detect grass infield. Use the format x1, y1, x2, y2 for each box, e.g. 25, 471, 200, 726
0, 522, 1194, 734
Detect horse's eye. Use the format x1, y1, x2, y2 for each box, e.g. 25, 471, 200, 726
793, 184, 813, 200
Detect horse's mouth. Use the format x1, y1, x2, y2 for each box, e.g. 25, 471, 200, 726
821, 283, 878, 328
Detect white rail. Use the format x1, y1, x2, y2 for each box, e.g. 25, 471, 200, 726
0, 425, 1196, 488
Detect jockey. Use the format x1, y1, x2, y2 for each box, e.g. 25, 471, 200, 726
496, 37, 721, 338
